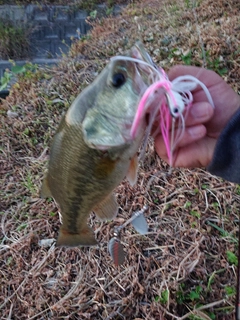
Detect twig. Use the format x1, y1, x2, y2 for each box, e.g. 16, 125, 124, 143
176, 236, 204, 281
0, 244, 55, 310
29, 263, 84, 320
160, 298, 227, 320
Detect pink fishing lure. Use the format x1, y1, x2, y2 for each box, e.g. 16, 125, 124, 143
111, 55, 214, 166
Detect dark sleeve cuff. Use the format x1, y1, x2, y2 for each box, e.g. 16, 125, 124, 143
208, 108, 240, 183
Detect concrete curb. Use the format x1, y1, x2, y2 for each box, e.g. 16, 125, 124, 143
0, 4, 122, 89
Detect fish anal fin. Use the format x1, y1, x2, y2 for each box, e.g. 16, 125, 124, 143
126, 154, 138, 186
94, 193, 118, 220
41, 175, 52, 198
56, 226, 98, 247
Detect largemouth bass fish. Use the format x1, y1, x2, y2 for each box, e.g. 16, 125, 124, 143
41, 42, 155, 247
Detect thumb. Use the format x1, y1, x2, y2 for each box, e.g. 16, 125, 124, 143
168, 65, 204, 81
168, 65, 222, 87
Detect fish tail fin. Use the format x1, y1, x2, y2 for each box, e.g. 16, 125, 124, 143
56, 225, 98, 247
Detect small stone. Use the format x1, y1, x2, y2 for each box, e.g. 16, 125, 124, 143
38, 238, 55, 247
7, 110, 18, 118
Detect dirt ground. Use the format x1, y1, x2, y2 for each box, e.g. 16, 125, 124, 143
0, 0, 240, 319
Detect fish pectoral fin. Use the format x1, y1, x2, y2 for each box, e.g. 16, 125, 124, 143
94, 193, 118, 220
56, 225, 98, 247
126, 154, 138, 186
40, 175, 52, 198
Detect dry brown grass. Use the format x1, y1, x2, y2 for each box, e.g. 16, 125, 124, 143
1, 0, 240, 319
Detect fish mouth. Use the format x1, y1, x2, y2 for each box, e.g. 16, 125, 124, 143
131, 41, 158, 73
128, 43, 159, 98
82, 111, 134, 150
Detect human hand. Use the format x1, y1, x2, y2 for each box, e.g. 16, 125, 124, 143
154, 65, 240, 167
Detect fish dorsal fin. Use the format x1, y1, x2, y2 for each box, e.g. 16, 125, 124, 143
40, 175, 52, 198
56, 225, 98, 247
126, 154, 138, 186
94, 193, 118, 220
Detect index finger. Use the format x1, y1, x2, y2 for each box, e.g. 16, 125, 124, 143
168, 65, 222, 87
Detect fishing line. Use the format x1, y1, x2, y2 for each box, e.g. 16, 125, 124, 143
111, 56, 162, 78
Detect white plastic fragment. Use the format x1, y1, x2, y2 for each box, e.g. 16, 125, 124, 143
7, 110, 18, 118
38, 238, 55, 248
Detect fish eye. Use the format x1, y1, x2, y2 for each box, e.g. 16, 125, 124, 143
111, 72, 126, 88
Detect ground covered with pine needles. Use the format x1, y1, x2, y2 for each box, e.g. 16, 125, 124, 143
1, 0, 240, 319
